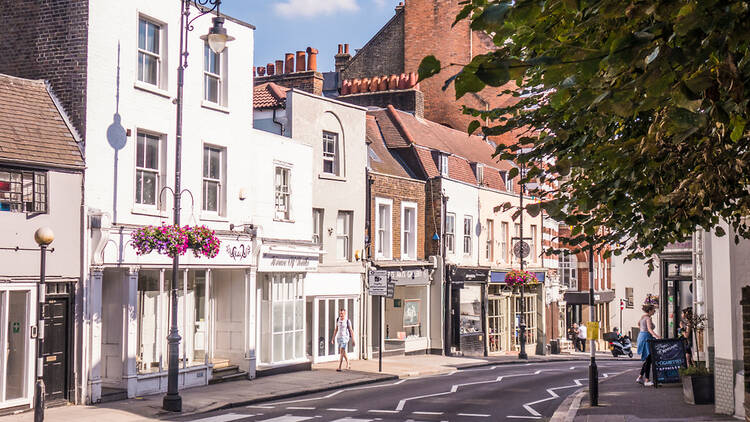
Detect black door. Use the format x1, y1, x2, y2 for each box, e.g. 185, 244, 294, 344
43, 297, 69, 401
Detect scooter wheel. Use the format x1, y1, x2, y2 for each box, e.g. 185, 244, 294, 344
628, 352, 633, 358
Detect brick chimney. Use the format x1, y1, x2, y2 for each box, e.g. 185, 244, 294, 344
335, 43, 352, 73
253, 47, 324, 96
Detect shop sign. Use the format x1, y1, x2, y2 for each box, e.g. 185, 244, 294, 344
386, 268, 431, 286
225, 242, 253, 261
449, 267, 489, 283
259, 252, 318, 272
386, 281, 395, 298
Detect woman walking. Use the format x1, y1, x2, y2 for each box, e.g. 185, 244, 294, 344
636, 304, 660, 386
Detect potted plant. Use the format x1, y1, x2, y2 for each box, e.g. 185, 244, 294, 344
504, 269, 539, 287
680, 364, 714, 404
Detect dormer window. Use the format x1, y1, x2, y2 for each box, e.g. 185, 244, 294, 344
440, 154, 449, 176
476, 164, 484, 185
504, 171, 514, 192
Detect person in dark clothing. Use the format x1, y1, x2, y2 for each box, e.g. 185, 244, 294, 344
636, 304, 660, 386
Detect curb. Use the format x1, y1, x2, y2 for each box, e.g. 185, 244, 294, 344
161, 373, 399, 420
454, 355, 632, 371
549, 367, 637, 422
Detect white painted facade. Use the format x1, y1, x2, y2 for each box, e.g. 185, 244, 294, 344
610, 256, 661, 339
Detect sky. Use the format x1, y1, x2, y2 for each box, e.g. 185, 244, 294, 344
221, 0, 403, 73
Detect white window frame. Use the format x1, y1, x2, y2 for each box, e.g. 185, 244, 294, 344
336, 211, 352, 261
440, 154, 449, 176
136, 15, 166, 89
476, 164, 484, 185
445, 213, 456, 254
322, 131, 340, 176
312, 208, 324, 246
203, 43, 223, 105
274, 166, 292, 221
401, 201, 417, 260
134, 131, 163, 208
485, 219, 494, 261
559, 252, 578, 290
463, 216, 473, 255
530, 224, 538, 262
505, 172, 515, 192
500, 222, 509, 263
374, 198, 393, 260
202, 145, 225, 216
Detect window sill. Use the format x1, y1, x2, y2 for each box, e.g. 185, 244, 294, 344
273, 218, 295, 223
318, 174, 346, 182
200, 213, 228, 223
134, 81, 171, 99
201, 101, 230, 114
131, 207, 168, 218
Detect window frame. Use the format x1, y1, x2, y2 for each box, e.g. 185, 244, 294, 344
336, 211, 353, 261
274, 166, 292, 221
476, 164, 484, 185
445, 213, 456, 254
134, 131, 162, 208
500, 222, 509, 263
322, 131, 339, 176
401, 201, 417, 260
137, 16, 164, 88
440, 154, 449, 177
312, 208, 324, 246
203, 43, 223, 104
559, 252, 578, 290
485, 219, 494, 261
0, 168, 48, 214
463, 216, 473, 255
530, 224, 538, 262
201, 145, 225, 216
374, 197, 393, 260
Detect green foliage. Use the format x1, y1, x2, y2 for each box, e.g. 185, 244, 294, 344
679, 363, 712, 377
419, 0, 750, 261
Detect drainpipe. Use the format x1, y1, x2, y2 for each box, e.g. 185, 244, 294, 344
272, 107, 284, 135
441, 183, 451, 356
364, 170, 374, 359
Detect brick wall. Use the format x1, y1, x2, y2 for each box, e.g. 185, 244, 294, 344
255, 71, 324, 96
342, 9, 404, 80
424, 177, 443, 258
337, 89, 423, 118
715, 357, 737, 414
742, 286, 750, 420
369, 172, 427, 260
0, 0, 89, 138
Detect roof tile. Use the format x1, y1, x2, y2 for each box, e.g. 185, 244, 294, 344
253, 82, 289, 109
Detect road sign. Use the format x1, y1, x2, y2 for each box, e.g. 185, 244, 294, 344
386, 281, 395, 299
369, 270, 388, 296
513, 240, 530, 258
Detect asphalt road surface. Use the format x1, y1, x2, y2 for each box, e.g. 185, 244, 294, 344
177, 359, 641, 422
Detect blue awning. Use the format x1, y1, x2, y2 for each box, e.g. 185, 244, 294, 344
490, 271, 545, 283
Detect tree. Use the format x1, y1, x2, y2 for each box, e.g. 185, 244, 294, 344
419, 0, 750, 265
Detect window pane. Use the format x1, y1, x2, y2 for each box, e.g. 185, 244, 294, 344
205, 75, 219, 103
273, 334, 283, 362
145, 136, 159, 170
203, 181, 218, 211
142, 172, 157, 205
138, 19, 147, 50
203, 148, 209, 177
209, 149, 221, 179
136, 136, 145, 167
139, 53, 158, 85
146, 21, 159, 54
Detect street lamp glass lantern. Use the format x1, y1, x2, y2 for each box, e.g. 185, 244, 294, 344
201, 17, 234, 54
34, 227, 55, 246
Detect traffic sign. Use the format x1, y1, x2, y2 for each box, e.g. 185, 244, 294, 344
369, 270, 388, 296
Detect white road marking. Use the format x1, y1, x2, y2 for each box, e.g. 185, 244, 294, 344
329, 418, 374, 422
506, 416, 541, 419
368, 410, 400, 414
457, 413, 490, 417
412, 411, 443, 415
188, 414, 251, 422
248, 405, 275, 409
396, 391, 452, 411
256, 415, 314, 422
287, 406, 315, 410
508, 372, 618, 419
327, 408, 357, 412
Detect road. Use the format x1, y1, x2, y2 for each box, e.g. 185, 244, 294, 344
176, 359, 640, 422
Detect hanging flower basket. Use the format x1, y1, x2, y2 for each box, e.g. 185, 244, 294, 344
131, 224, 220, 259
505, 269, 539, 287
644, 294, 659, 307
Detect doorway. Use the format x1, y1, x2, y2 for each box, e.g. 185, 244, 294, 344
0, 285, 36, 410
42, 295, 70, 402
309, 297, 357, 362
488, 296, 509, 353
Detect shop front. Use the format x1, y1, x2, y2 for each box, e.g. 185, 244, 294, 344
255, 243, 319, 372
89, 230, 255, 403
488, 271, 545, 354
448, 267, 489, 357
305, 272, 362, 363
563, 290, 615, 348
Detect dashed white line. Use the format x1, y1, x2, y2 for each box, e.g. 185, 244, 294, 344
412, 411, 443, 415
368, 410, 400, 414
287, 406, 315, 410
457, 413, 490, 417
327, 408, 357, 412
247, 405, 275, 409
506, 416, 541, 419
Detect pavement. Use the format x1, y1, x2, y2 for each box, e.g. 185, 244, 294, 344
551, 365, 738, 422
3, 352, 621, 422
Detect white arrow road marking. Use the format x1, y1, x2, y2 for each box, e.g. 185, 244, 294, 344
188, 414, 253, 422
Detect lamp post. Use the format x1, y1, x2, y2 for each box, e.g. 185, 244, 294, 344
588, 244, 598, 406
518, 172, 528, 360
34, 227, 54, 422
163, 0, 233, 412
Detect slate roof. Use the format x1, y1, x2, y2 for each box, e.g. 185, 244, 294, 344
0, 73, 83, 170
253, 82, 289, 109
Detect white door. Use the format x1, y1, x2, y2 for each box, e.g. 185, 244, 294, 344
0, 285, 36, 409
212, 271, 245, 364
312, 297, 358, 363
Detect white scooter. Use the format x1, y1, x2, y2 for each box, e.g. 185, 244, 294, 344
609, 335, 634, 358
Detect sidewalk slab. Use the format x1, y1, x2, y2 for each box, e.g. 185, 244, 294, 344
2, 369, 395, 422
561, 367, 736, 422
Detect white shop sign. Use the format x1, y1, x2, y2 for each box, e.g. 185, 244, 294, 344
258, 245, 319, 272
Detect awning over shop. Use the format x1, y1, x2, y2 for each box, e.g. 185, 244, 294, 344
563, 290, 615, 305
490, 271, 546, 284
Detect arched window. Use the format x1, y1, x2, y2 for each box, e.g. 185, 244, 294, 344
559, 252, 578, 290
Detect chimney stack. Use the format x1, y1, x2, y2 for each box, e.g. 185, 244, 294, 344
395, 1, 404, 12
306, 47, 319, 71
284, 53, 294, 74
335, 42, 352, 73
295, 51, 306, 72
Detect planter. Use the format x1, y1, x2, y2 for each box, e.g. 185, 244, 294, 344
682, 374, 714, 405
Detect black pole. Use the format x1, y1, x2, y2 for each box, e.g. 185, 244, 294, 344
588, 245, 598, 406
163, 0, 188, 412
34, 244, 47, 422
518, 167, 527, 360
378, 296, 383, 372
442, 192, 451, 356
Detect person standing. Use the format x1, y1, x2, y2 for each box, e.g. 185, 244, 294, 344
331, 308, 355, 371
680, 307, 695, 367
570, 323, 580, 351
636, 304, 660, 386
577, 322, 587, 352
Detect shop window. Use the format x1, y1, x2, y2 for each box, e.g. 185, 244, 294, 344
513, 294, 537, 349
401, 202, 417, 260
459, 284, 483, 334
385, 286, 427, 343
337, 211, 352, 261
463, 216, 472, 255
0, 168, 47, 213
262, 273, 305, 364
445, 213, 455, 254
375, 198, 392, 259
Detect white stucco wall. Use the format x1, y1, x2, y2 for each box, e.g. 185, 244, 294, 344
610, 256, 661, 337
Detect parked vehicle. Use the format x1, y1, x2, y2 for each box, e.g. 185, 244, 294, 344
608, 335, 634, 358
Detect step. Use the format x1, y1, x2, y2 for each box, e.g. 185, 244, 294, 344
211, 358, 231, 369
212, 364, 240, 376
100, 387, 127, 403
209, 369, 247, 384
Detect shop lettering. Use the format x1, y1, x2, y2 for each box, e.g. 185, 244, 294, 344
226, 244, 252, 261
269, 256, 311, 268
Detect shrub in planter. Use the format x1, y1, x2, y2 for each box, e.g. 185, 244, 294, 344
680, 365, 714, 405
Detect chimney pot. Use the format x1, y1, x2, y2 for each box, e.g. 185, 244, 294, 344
275, 60, 284, 75
306, 47, 319, 71
284, 53, 294, 74
388, 74, 399, 90
267, 63, 274, 76
341, 79, 351, 95
408, 72, 418, 88
338, 44, 343, 54
344, 44, 350, 54
398, 73, 408, 89
257, 66, 266, 76
295, 51, 306, 72
352, 78, 362, 94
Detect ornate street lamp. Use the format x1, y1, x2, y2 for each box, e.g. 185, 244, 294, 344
34, 227, 54, 422
163, 0, 232, 412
